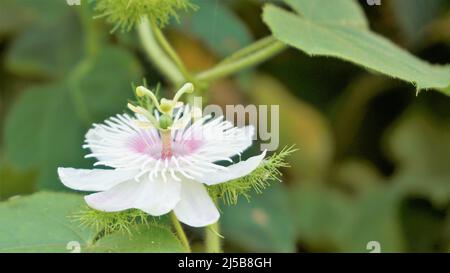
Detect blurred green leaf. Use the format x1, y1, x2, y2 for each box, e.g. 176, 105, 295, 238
0, 159, 36, 201
393, 175, 450, 208
385, 135, 450, 208
247, 74, 334, 180
386, 109, 450, 176
221, 184, 296, 252
334, 109, 450, 252
342, 189, 405, 252
0, 192, 95, 252
328, 109, 450, 252
0, 0, 74, 37
400, 198, 446, 252
0, 0, 31, 37
292, 185, 406, 252
391, 0, 444, 46
89, 224, 185, 253
5, 13, 84, 79
1, 0, 83, 78
333, 76, 396, 155
176, 0, 252, 57
4, 46, 141, 190
334, 159, 383, 193
18, 0, 74, 26
263, 0, 450, 94
4, 84, 85, 190
291, 185, 352, 251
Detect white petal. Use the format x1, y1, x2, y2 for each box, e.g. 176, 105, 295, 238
58, 168, 137, 191
83, 114, 160, 169
174, 180, 219, 227
85, 180, 143, 212
198, 150, 267, 185
201, 124, 254, 160
134, 177, 181, 215
181, 120, 255, 162
85, 177, 181, 216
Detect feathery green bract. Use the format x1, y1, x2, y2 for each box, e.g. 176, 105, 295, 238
72, 207, 151, 236
92, 0, 198, 32
209, 145, 297, 205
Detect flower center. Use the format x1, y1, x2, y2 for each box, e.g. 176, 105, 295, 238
127, 83, 199, 160
129, 134, 203, 160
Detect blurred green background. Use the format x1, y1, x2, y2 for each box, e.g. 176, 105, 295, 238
1, 0, 450, 252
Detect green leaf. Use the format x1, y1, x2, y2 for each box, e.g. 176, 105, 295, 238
335, 108, 450, 252
0, 0, 31, 37
6, 14, 83, 79
4, 47, 141, 190
0, 192, 95, 252
394, 175, 450, 208
0, 0, 73, 37
0, 159, 36, 201
4, 0, 83, 78
385, 109, 450, 176
4, 84, 86, 190
88, 225, 185, 253
291, 185, 352, 251
342, 189, 405, 252
263, 0, 450, 94
0, 192, 185, 253
335, 159, 383, 193
221, 184, 296, 252
391, 0, 444, 46
286, 0, 368, 28
176, 0, 252, 57
247, 74, 334, 180
400, 198, 446, 252
304, 108, 450, 252
384, 108, 450, 207
17, 0, 75, 26
292, 184, 406, 252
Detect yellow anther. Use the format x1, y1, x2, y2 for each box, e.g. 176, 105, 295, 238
173, 82, 194, 104
135, 86, 161, 111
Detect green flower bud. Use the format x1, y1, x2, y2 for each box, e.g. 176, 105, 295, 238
93, 0, 198, 32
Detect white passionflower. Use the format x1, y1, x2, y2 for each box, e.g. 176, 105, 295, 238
58, 83, 266, 227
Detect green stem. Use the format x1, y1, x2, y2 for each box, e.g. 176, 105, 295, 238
219, 36, 278, 65
137, 17, 184, 85
170, 212, 191, 253
205, 221, 223, 253
205, 196, 222, 253
68, 5, 100, 126
150, 20, 192, 82
205, 221, 222, 253
77, 4, 100, 58
196, 40, 287, 82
